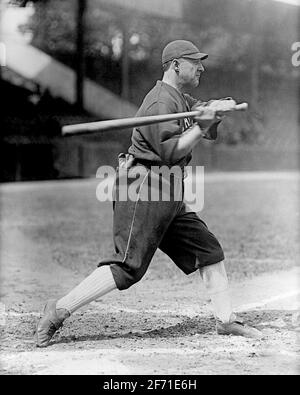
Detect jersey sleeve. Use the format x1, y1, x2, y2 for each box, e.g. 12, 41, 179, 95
140, 101, 187, 165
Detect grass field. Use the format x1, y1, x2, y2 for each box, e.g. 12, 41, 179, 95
0, 172, 299, 375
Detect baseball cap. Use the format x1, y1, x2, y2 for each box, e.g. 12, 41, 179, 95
162, 40, 208, 64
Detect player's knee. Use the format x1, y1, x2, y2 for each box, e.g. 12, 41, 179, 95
206, 241, 225, 264
110, 264, 146, 291
122, 271, 144, 290
213, 246, 225, 263
196, 245, 224, 270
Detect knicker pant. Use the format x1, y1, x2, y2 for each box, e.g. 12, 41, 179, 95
98, 165, 224, 290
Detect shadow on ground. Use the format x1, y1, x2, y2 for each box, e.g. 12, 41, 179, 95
1, 309, 298, 350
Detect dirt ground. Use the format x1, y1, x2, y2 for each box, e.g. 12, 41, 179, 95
0, 172, 299, 375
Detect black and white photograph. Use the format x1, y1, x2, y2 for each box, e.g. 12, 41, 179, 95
0, 0, 299, 377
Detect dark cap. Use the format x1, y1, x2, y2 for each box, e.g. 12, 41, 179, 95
162, 40, 208, 64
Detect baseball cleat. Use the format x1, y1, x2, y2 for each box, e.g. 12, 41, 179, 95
35, 300, 70, 348
216, 316, 263, 339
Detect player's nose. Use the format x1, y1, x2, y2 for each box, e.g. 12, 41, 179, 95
198, 64, 205, 73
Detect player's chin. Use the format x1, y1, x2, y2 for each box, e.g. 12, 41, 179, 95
193, 77, 201, 88
184, 78, 199, 90
192, 75, 200, 88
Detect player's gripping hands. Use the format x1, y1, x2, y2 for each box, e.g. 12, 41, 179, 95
193, 97, 237, 131
206, 97, 237, 113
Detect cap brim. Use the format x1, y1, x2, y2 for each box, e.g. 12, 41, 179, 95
184, 52, 208, 61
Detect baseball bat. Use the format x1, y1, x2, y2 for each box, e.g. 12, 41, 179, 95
62, 103, 248, 136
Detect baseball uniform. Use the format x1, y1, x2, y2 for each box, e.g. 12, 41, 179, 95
98, 80, 224, 290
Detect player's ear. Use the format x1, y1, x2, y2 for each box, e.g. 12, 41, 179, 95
173, 59, 180, 73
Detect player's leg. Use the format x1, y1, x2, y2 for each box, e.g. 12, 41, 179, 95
56, 266, 116, 313
159, 207, 262, 338
35, 166, 179, 347
199, 260, 262, 338
35, 167, 147, 347
198, 260, 233, 323
35, 265, 116, 347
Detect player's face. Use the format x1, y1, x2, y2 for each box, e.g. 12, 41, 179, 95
177, 58, 205, 88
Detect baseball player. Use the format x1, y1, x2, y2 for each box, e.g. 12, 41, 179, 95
35, 40, 262, 347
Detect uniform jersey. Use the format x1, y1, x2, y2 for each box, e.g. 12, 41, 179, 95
128, 81, 219, 167
128, 81, 197, 167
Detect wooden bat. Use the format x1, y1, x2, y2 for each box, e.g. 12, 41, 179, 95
62, 103, 248, 136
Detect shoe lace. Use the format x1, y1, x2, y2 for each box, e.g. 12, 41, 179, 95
46, 317, 63, 335
47, 322, 58, 337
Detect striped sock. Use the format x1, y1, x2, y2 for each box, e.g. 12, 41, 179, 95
56, 266, 117, 314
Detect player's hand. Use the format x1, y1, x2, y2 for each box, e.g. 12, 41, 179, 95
193, 98, 237, 130
193, 106, 219, 131
207, 98, 237, 114
118, 153, 135, 170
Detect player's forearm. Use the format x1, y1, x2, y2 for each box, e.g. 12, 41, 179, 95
175, 123, 206, 157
